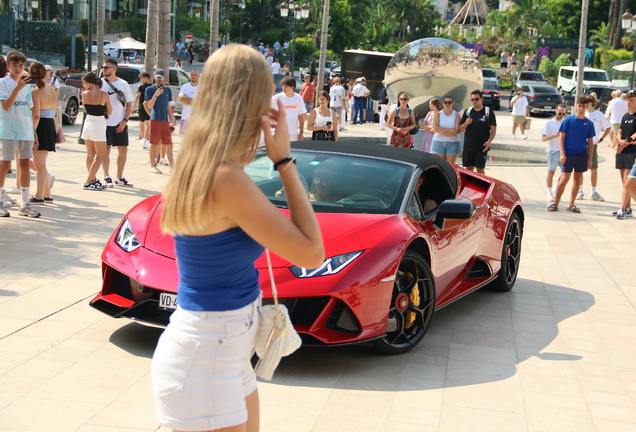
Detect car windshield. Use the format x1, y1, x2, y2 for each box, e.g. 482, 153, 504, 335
245, 150, 411, 214
583, 71, 610, 81
274, 75, 301, 92
532, 85, 558, 94
519, 72, 544, 81
482, 69, 497, 78
483, 82, 498, 90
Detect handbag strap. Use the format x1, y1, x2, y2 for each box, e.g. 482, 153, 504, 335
265, 249, 278, 307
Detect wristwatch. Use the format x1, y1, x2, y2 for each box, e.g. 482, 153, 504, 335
123, 119, 129, 122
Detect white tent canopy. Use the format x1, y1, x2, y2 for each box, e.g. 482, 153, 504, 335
613, 62, 636, 72
107, 37, 146, 50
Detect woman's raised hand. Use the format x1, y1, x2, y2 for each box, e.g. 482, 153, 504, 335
261, 99, 291, 163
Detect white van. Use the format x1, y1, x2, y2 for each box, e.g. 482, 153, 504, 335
557, 66, 612, 93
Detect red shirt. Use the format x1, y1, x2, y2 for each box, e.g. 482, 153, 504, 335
300, 82, 315, 103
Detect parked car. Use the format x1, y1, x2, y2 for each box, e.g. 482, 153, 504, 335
482, 68, 499, 90
101, 64, 191, 114
89, 141, 524, 354
557, 66, 612, 94
482, 81, 501, 110
563, 85, 622, 113
513, 71, 548, 92
86, 40, 117, 57
520, 84, 565, 116
274, 74, 302, 94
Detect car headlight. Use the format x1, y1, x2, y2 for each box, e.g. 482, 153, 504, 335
116, 219, 141, 252
290, 251, 363, 278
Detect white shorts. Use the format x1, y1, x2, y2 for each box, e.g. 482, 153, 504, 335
0, 140, 33, 161
81, 115, 107, 142
152, 296, 261, 431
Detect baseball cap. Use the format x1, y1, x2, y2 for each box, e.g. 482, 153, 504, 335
356, 77, 363, 82
153, 68, 165, 77
45, 65, 52, 71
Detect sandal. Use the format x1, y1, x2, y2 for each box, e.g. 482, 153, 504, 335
566, 205, 581, 213
547, 204, 558, 212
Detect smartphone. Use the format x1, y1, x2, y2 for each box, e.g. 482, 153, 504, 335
156, 83, 163, 89
23, 75, 37, 85
326, 121, 332, 126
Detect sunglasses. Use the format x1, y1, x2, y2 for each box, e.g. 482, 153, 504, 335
470, 98, 480, 102
154, 75, 164, 79
101, 66, 113, 69
443, 101, 453, 105
556, 113, 566, 116
399, 98, 409, 101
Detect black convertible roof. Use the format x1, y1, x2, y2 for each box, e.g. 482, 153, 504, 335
291, 140, 458, 192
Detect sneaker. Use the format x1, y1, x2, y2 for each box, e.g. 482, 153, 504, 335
6, 185, 19, 194
616, 209, 627, 220
576, 190, 584, 200
0, 202, 9, 217
43, 197, 53, 203
28, 196, 45, 205
150, 166, 163, 174
83, 181, 103, 191
547, 192, 554, 202
590, 192, 604, 202
2, 191, 16, 205
18, 203, 41, 218
103, 177, 114, 188
115, 177, 133, 187
159, 158, 169, 165
613, 208, 632, 217
521, 135, 528, 140
1, 198, 13, 208
511, 134, 515, 139
48, 174, 55, 191
140, 139, 149, 150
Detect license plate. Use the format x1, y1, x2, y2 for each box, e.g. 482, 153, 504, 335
159, 292, 177, 310
544, 106, 551, 109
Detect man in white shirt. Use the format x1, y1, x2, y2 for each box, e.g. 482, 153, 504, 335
579, 94, 611, 201
510, 87, 529, 139
351, 77, 370, 125
271, 59, 281, 74
100, 59, 135, 188
605, 90, 628, 147
178, 70, 199, 135
329, 77, 347, 132
271, 76, 307, 141
542, 104, 567, 202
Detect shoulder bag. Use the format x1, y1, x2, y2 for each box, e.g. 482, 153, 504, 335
104, 78, 126, 107
254, 249, 302, 381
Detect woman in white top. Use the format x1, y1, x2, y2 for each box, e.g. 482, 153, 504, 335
430, 96, 461, 164
307, 91, 339, 141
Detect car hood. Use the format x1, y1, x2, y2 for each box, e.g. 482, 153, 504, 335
140, 197, 403, 268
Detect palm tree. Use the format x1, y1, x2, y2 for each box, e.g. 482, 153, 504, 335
590, 22, 612, 69
157, 0, 170, 74
145, 0, 157, 74
96, 0, 104, 64
209, 0, 219, 54
316, 0, 330, 98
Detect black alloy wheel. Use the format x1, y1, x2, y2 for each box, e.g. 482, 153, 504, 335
488, 213, 522, 292
63, 97, 79, 125
374, 250, 435, 354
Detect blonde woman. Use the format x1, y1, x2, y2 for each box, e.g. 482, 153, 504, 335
154, 45, 324, 432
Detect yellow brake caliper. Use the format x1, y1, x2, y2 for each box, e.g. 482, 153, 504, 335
403, 272, 420, 329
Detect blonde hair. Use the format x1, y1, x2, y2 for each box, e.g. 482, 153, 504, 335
161, 45, 274, 236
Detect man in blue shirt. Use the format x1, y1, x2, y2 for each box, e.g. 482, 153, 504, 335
549, 96, 595, 212
144, 69, 176, 174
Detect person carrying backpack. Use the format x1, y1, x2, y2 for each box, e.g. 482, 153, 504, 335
387, 92, 416, 148
459, 89, 497, 174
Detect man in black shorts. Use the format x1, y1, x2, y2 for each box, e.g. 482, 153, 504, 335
133, 72, 152, 150
615, 90, 636, 217
460, 90, 497, 174
100, 59, 135, 188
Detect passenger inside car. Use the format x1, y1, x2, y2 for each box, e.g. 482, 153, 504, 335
415, 171, 439, 213
309, 164, 343, 203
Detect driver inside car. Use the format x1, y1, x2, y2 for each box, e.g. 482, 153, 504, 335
415, 172, 438, 213
309, 165, 343, 203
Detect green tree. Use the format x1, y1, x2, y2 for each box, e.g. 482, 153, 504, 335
590, 22, 612, 68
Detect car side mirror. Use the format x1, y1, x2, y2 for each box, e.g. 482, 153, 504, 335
433, 200, 476, 230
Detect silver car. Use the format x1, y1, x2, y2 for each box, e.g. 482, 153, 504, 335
58, 82, 81, 125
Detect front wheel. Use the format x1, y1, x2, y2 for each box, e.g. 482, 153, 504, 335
63, 97, 79, 125
488, 213, 522, 292
373, 251, 435, 354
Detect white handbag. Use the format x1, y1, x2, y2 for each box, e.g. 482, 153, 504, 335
254, 249, 302, 381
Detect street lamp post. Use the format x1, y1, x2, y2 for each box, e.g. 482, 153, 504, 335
238, 0, 245, 44
55, 0, 72, 25
220, 0, 245, 46
279, 1, 309, 76
622, 11, 636, 90
12, 0, 39, 57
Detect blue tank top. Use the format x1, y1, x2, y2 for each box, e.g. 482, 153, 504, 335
174, 227, 264, 312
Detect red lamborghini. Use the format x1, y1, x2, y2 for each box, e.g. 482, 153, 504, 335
90, 141, 524, 354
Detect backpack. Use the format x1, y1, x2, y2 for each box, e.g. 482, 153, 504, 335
465, 106, 491, 118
